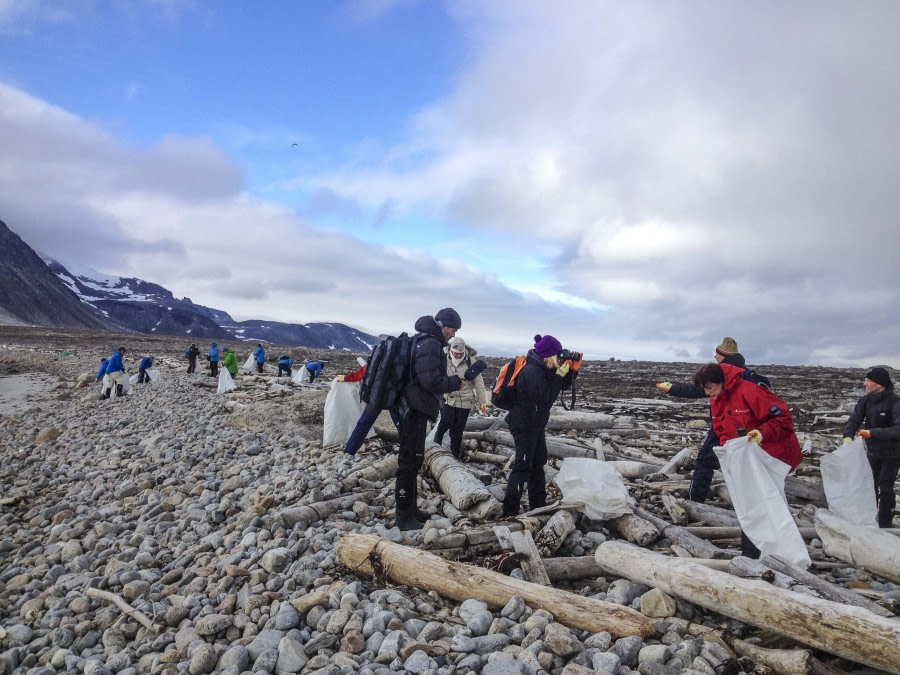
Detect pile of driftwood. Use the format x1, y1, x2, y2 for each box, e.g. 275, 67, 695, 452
338, 407, 900, 674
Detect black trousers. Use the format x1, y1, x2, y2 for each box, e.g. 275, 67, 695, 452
256, 361, 264, 373
210, 361, 219, 377
503, 427, 548, 516
396, 410, 429, 511
187, 357, 197, 373
277, 364, 292, 377
689, 427, 721, 503
868, 455, 900, 528
137, 368, 150, 383
434, 405, 470, 457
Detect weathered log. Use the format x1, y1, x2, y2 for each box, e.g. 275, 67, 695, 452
604, 460, 661, 479
679, 500, 740, 527
727, 556, 819, 597
86, 588, 161, 632
761, 554, 895, 618
657, 446, 693, 475
660, 494, 688, 525
595, 540, 900, 673
604, 440, 665, 465
466, 450, 510, 465
685, 526, 823, 542
534, 510, 577, 557
494, 526, 551, 585
607, 513, 660, 547
543, 410, 629, 431
423, 444, 500, 519
337, 533, 654, 638
276, 491, 376, 530
783, 475, 827, 505
341, 455, 398, 490
633, 506, 727, 559
814, 508, 900, 583
465, 429, 599, 459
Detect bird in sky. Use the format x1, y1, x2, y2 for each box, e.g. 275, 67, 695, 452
291, 143, 298, 147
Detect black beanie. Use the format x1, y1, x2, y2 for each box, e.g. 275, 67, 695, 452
865, 367, 892, 389
435, 307, 462, 330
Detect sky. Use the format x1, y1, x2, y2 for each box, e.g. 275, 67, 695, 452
1, 1, 898, 367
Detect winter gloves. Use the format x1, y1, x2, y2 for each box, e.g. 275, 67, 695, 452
656, 382, 672, 393
556, 361, 571, 377
464, 360, 487, 381
857, 430, 871, 439
747, 429, 763, 444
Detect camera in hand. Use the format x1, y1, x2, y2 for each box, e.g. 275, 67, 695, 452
558, 349, 582, 363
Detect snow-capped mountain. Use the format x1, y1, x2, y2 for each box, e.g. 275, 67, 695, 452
0, 218, 377, 351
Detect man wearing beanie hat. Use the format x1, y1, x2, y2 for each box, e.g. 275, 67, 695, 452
656, 337, 750, 503
842, 366, 900, 528
501, 334, 575, 517
393, 309, 466, 530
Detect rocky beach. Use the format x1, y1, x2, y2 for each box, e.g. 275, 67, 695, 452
1, 326, 898, 675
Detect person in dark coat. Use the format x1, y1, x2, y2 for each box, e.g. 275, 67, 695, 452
502, 334, 575, 518
842, 367, 900, 528
137, 355, 154, 383
186, 344, 200, 373
656, 337, 750, 502
395, 308, 471, 531
305, 361, 324, 382
277, 355, 293, 377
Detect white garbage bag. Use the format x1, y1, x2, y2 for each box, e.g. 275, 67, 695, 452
242, 355, 255, 373
128, 374, 138, 385
820, 438, 878, 527
217, 369, 236, 394
714, 436, 811, 568
555, 457, 633, 520
292, 366, 312, 384
121, 374, 131, 394
147, 368, 160, 382
323, 379, 366, 447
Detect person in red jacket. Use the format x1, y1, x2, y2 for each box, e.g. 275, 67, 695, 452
693, 362, 802, 557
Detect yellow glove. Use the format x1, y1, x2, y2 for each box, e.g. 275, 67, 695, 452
480, 404, 487, 415
336, 375, 346, 382
747, 429, 763, 444
841, 436, 853, 445
556, 361, 571, 377
656, 382, 672, 393
857, 430, 871, 439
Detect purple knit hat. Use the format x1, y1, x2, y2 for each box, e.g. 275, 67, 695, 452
533, 334, 562, 358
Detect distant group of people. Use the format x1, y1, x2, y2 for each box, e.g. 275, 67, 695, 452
182, 341, 325, 384
95, 348, 154, 398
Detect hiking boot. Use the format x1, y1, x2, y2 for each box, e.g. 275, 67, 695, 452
115, 384, 124, 397
102, 388, 111, 399
395, 509, 425, 531
414, 508, 433, 522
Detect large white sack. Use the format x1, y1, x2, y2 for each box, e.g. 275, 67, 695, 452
292, 366, 312, 384
128, 374, 138, 385
714, 436, 811, 569
323, 380, 366, 447
217, 369, 236, 394
121, 374, 131, 394
820, 438, 878, 527
242, 355, 255, 373
555, 457, 633, 520
147, 368, 160, 382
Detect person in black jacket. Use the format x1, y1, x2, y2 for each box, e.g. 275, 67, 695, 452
842, 367, 900, 528
186, 344, 201, 373
655, 337, 748, 503
395, 308, 477, 531
502, 334, 575, 518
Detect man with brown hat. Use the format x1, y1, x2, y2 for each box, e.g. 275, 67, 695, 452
656, 337, 750, 502
842, 367, 900, 528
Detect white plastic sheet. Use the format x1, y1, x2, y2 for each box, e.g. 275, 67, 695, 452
820, 438, 878, 527
217, 369, 236, 394
322, 379, 366, 447
242, 355, 255, 373
714, 436, 811, 568
292, 365, 312, 384
555, 457, 633, 520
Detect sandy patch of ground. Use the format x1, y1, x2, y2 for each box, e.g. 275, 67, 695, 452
0, 373, 66, 417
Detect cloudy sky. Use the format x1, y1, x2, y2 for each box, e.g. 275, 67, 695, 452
1, 1, 898, 367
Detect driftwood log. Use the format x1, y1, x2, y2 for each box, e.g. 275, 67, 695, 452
494, 526, 551, 585
814, 508, 900, 583
633, 506, 727, 559
464, 410, 629, 432
604, 460, 661, 479
465, 429, 599, 459
607, 513, 660, 547
86, 588, 161, 633
533, 509, 577, 557
276, 491, 376, 530
679, 500, 740, 527
595, 540, 900, 673
423, 444, 501, 520
337, 533, 654, 638
341, 455, 398, 490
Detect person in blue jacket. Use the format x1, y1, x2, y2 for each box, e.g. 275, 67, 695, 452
305, 360, 324, 382
102, 347, 127, 399
138, 355, 154, 383
253, 344, 266, 373
96, 358, 109, 381
209, 342, 220, 377
277, 355, 293, 377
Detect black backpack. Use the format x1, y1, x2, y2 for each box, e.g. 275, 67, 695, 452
359, 333, 420, 410
742, 368, 771, 390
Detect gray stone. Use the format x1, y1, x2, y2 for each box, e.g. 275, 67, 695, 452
195, 613, 232, 636
217, 645, 250, 671
466, 610, 493, 637
248, 629, 284, 661
592, 650, 622, 673
253, 647, 278, 673
614, 635, 644, 668
275, 636, 308, 674
544, 622, 583, 657
402, 649, 437, 673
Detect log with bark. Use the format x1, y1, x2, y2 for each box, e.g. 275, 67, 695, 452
633, 506, 728, 559
464, 429, 599, 459
594, 540, 900, 673
679, 500, 740, 527
814, 508, 900, 583
606, 513, 660, 547
423, 444, 502, 520
341, 455, 398, 490
276, 491, 376, 530
533, 509, 577, 557
604, 460, 662, 479
337, 533, 654, 638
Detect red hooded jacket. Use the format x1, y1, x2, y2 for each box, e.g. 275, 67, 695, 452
710, 363, 802, 470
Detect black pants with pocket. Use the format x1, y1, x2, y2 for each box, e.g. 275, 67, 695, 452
503, 426, 548, 516
396, 410, 429, 511
434, 405, 470, 457
868, 454, 900, 528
